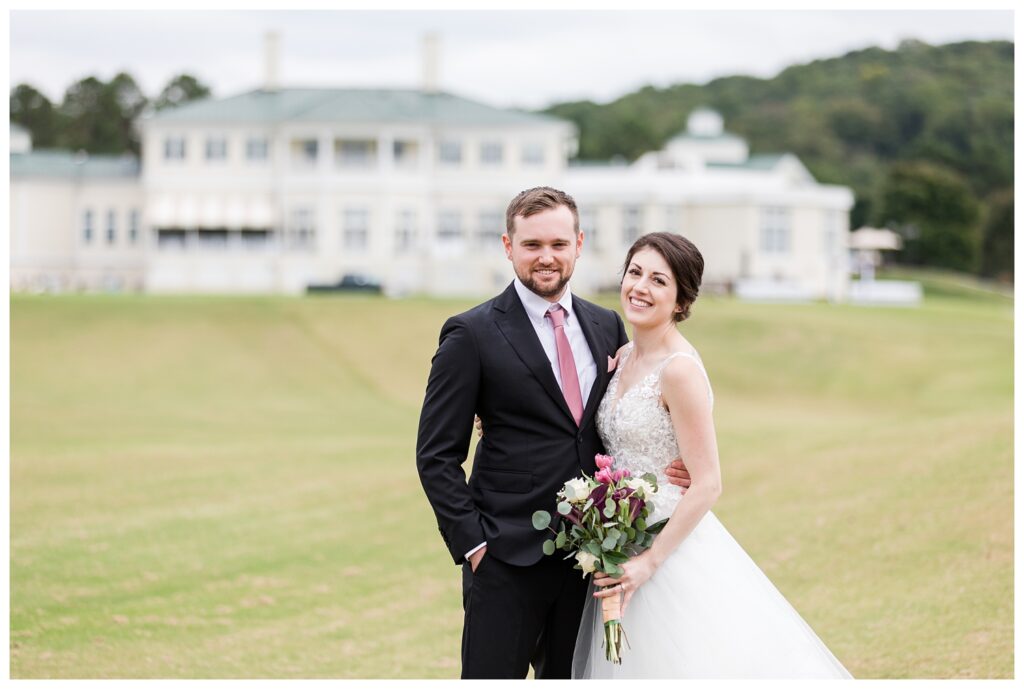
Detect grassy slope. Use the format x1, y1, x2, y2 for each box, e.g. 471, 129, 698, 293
9, 285, 1012, 678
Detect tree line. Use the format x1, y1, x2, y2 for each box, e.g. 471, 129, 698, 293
10, 40, 1013, 280
543, 40, 1013, 281
10, 73, 210, 157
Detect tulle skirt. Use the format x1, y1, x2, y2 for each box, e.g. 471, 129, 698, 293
571, 511, 853, 679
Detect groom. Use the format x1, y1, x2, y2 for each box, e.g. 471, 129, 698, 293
416, 187, 688, 679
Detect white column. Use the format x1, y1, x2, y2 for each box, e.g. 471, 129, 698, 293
378, 131, 394, 173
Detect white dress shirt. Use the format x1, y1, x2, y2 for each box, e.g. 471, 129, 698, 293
466, 278, 598, 562
512, 277, 598, 404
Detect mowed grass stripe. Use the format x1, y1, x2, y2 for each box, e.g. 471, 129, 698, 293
10, 284, 1012, 678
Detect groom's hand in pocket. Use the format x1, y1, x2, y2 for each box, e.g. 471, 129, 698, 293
469, 546, 487, 573
665, 458, 691, 493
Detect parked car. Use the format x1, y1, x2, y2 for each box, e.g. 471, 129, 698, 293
306, 273, 383, 294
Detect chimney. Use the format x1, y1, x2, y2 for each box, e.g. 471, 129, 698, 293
421, 32, 440, 94
264, 31, 280, 92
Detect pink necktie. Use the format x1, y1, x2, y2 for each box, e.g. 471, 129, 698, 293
545, 305, 584, 426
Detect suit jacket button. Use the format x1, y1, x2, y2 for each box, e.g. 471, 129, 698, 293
577, 435, 583, 444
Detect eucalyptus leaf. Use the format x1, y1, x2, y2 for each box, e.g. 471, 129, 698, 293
542, 539, 555, 555
556, 501, 572, 515
532, 511, 552, 530
555, 530, 567, 548
604, 551, 628, 565
647, 517, 669, 534
602, 535, 618, 551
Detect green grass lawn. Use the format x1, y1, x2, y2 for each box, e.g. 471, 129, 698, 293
9, 279, 1013, 678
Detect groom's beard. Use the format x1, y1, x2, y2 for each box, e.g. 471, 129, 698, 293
518, 264, 572, 299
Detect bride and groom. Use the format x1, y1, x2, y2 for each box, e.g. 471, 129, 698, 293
415, 186, 851, 679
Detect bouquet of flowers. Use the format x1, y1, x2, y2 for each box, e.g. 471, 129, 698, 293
532, 453, 667, 664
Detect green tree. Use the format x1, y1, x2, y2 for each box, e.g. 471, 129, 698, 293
541, 39, 1012, 277
10, 83, 63, 148
154, 73, 211, 112
979, 189, 1013, 281
878, 162, 981, 272
108, 72, 148, 156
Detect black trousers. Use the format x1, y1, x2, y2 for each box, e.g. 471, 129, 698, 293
461, 552, 589, 679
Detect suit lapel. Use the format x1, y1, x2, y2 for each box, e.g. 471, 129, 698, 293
573, 298, 614, 428
493, 283, 577, 425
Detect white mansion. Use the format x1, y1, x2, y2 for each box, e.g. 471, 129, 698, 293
10, 90, 853, 299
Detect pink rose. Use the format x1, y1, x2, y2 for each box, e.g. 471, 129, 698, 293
595, 454, 614, 470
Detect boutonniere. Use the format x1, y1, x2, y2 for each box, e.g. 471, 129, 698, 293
607, 354, 620, 373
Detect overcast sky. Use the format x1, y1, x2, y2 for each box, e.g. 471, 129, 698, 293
9, 9, 1015, 110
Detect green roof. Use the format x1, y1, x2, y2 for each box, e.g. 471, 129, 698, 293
11, 150, 140, 179
707, 154, 788, 170
669, 131, 746, 143
148, 88, 568, 127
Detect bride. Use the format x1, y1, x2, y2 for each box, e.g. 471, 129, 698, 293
572, 232, 852, 679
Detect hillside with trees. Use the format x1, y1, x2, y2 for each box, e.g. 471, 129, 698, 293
10, 40, 1013, 280
543, 40, 1013, 280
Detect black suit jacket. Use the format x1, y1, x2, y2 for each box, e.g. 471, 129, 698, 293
416, 282, 629, 567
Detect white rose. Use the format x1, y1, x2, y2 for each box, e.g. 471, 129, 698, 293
563, 478, 591, 503
625, 477, 656, 495
575, 550, 599, 573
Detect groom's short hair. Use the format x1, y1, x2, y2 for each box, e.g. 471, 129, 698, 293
505, 186, 580, 237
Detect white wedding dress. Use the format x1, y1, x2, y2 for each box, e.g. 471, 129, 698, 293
572, 343, 852, 679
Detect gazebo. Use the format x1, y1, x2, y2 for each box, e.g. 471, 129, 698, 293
849, 226, 904, 281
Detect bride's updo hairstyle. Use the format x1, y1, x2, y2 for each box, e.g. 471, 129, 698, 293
622, 232, 704, 322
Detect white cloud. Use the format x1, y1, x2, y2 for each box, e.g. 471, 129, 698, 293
9, 9, 1014, 108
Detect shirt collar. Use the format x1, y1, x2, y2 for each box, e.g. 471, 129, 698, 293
513, 276, 575, 325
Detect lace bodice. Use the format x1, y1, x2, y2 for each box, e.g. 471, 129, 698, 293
596, 342, 714, 522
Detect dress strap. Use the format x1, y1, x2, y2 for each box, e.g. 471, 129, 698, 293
654, 351, 714, 406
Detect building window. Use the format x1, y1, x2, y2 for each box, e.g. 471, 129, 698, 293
205, 136, 228, 161
437, 210, 465, 255
522, 142, 545, 166
760, 207, 791, 254
288, 207, 316, 250
623, 206, 642, 246
395, 209, 418, 255
82, 209, 94, 243
343, 208, 370, 253
476, 209, 504, 249
106, 209, 117, 244
335, 139, 376, 168
291, 139, 318, 168
128, 209, 139, 243
157, 228, 186, 249
394, 140, 419, 168
246, 137, 269, 161
241, 229, 271, 250
198, 229, 229, 250
579, 207, 598, 253
163, 137, 186, 161
480, 141, 503, 166
438, 140, 462, 165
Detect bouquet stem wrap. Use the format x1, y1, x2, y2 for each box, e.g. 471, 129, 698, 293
601, 590, 625, 664
532, 453, 665, 666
